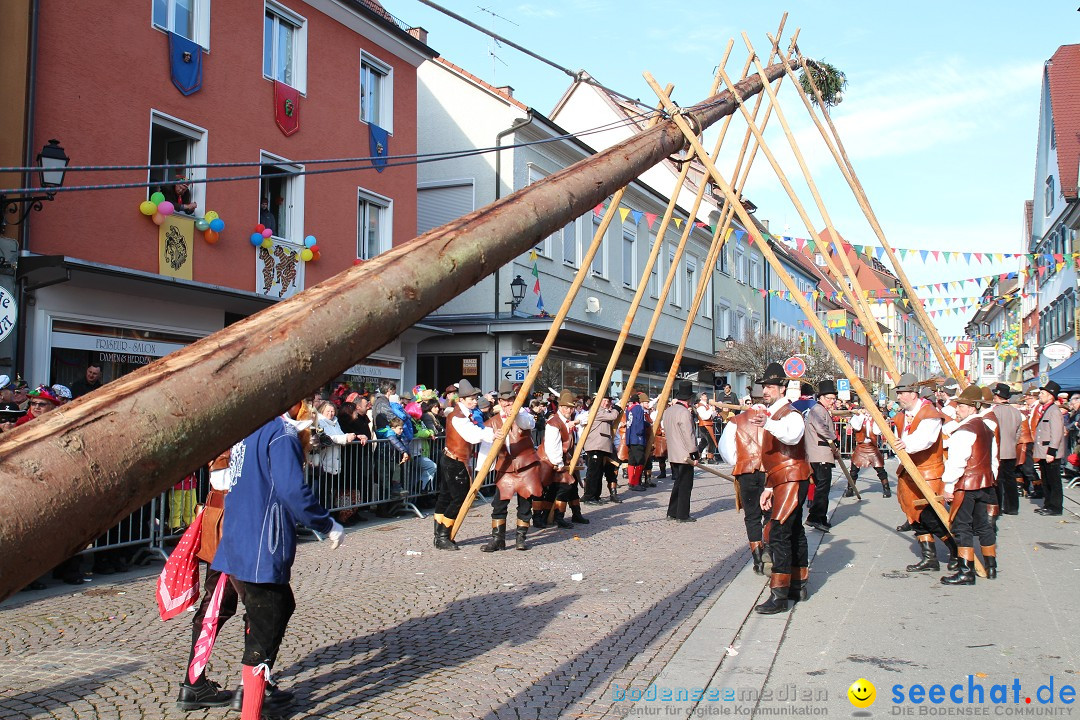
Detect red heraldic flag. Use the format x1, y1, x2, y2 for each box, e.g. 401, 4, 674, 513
274, 80, 301, 137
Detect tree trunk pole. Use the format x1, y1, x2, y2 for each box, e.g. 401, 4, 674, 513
645, 74, 983, 578
792, 51, 965, 385
0, 61, 795, 600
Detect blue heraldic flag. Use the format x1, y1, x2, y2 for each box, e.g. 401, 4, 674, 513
369, 123, 389, 173
168, 32, 203, 96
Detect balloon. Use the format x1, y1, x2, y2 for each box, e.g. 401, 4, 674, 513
152, 213, 165, 225
261, 238, 273, 249
304, 235, 316, 248
205, 210, 219, 221
204, 229, 219, 244
157, 201, 175, 216
353, 258, 364, 266
195, 218, 210, 231
255, 224, 265, 233
139, 200, 157, 216
150, 192, 166, 205
209, 218, 225, 232
261, 228, 273, 239
250, 232, 263, 245
301, 249, 314, 262
312, 250, 321, 261
310, 245, 319, 253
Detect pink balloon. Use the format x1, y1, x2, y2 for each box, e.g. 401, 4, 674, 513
152, 213, 165, 225
157, 201, 175, 216
261, 228, 273, 238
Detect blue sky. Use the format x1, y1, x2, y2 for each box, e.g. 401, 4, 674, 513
397, 1, 1078, 337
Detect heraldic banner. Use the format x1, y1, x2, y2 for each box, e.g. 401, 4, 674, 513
274, 80, 301, 137
159, 215, 195, 280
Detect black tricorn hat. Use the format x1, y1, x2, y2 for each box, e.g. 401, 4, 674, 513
817, 379, 837, 396
756, 362, 788, 386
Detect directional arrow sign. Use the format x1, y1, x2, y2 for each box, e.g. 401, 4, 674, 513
503, 369, 527, 382
501, 355, 531, 369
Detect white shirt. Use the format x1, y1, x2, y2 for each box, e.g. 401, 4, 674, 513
450, 403, 495, 446
764, 397, 804, 446
696, 403, 716, 421
476, 409, 535, 468
940, 400, 957, 420
942, 418, 999, 494
900, 400, 942, 454
544, 411, 575, 466
849, 412, 881, 438
718, 420, 737, 465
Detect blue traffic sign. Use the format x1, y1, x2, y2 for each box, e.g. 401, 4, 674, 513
783, 356, 806, 378
837, 379, 850, 392
501, 355, 530, 368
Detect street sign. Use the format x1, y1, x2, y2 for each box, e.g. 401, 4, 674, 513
501, 355, 531, 368
836, 378, 851, 402
783, 356, 806, 378
502, 369, 527, 382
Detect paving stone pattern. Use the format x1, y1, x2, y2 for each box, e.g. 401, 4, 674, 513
0, 469, 747, 719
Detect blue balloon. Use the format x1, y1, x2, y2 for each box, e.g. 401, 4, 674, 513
304, 235, 317, 248
250, 232, 263, 246
210, 218, 224, 232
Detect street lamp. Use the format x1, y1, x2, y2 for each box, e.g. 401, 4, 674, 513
0, 140, 70, 232
507, 274, 527, 313
723, 335, 735, 349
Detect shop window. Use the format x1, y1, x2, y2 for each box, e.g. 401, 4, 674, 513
148, 111, 206, 214
357, 188, 392, 260
263, 2, 307, 92
152, 0, 210, 48
360, 51, 394, 132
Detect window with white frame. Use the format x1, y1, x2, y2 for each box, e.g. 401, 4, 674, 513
360, 51, 393, 132
622, 225, 636, 288
703, 270, 712, 319
263, 3, 307, 92
148, 111, 206, 214
591, 215, 607, 278
1045, 175, 1055, 215
736, 311, 747, 340
561, 221, 577, 267
727, 308, 736, 340
685, 256, 697, 309
736, 245, 748, 284
357, 187, 392, 260
259, 153, 304, 241
720, 237, 732, 274
751, 315, 761, 337
669, 246, 682, 307
718, 301, 731, 337
650, 233, 661, 298
749, 255, 761, 289
528, 166, 554, 258
152, 0, 210, 48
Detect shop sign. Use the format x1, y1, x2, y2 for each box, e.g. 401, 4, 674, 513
0, 287, 16, 343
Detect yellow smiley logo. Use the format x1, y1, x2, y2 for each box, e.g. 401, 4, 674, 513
848, 678, 876, 708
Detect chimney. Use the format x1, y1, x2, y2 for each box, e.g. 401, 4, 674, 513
496, 85, 514, 98
407, 26, 428, 44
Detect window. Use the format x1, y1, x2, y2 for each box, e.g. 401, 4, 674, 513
260, 152, 305, 242
669, 246, 682, 307
650, 234, 661, 298
263, 3, 307, 92
720, 237, 731, 274
1045, 175, 1055, 215
685, 256, 697, 309
148, 111, 206, 214
527, 167, 554, 257
360, 51, 394, 132
736, 245, 747, 284
561, 222, 578, 267
417, 181, 473, 235
591, 215, 607, 278
357, 188, 392, 259
736, 311, 747, 340
717, 301, 731, 338
622, 225, 636, 288
703, 270, 712, 319
814, 253, 826, 267
749, 256, 761, 289
152, 0, 210, 48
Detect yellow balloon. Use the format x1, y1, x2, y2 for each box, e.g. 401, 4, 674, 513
205, 210, 219, 221
261, 238, 273, 249
301, 249, 314, 262
139, 200, 157, 216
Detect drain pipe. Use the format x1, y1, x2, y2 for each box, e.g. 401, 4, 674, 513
15, 0, 41, 378
492, 112, 534, 386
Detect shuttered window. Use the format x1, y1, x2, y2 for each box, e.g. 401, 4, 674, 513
417, 182, 473, 235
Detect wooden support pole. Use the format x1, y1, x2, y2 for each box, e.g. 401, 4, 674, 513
644, 74, 983, 577
451, 185, 628, 540
723, 35, 900, 386
792, 48, 965, 385
650, 30, 798, 435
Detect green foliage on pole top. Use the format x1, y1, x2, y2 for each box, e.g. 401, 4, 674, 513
800, 59, 847, 108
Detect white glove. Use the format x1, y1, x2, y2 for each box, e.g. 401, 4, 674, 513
327, 520, 345, 549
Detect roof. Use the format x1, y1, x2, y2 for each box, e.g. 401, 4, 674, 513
339, 0, 436, 57
1047, 44, 1080, 200
433, 57, 528, 112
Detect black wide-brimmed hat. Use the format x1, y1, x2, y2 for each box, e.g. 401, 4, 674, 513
991, 382, 1013, 400
817, 379, 837, 396
756, 362, 788, 387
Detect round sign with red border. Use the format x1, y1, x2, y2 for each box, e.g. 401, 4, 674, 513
783, 356, 806, 378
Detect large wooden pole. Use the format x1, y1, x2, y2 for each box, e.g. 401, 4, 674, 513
0, 62, 795, 600
644, 75, 982, 577
792, 49, 964, 385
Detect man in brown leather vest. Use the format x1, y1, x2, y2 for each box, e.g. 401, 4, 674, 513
754, 363, 812, 615
718, 400, 768, 573
433, 379, 496, 550
893, 373, 959, 573
845, 408, 891, 498
941, 385, 999, 584
1017, 388, 1042, 498
537, 390, 589, 528
477, 381, 541, 552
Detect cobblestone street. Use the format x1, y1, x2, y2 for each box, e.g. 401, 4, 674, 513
0, 468, 748, 719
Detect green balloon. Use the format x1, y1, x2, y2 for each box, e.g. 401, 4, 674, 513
195, 218, 210, 231
150, 191, 166, 205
